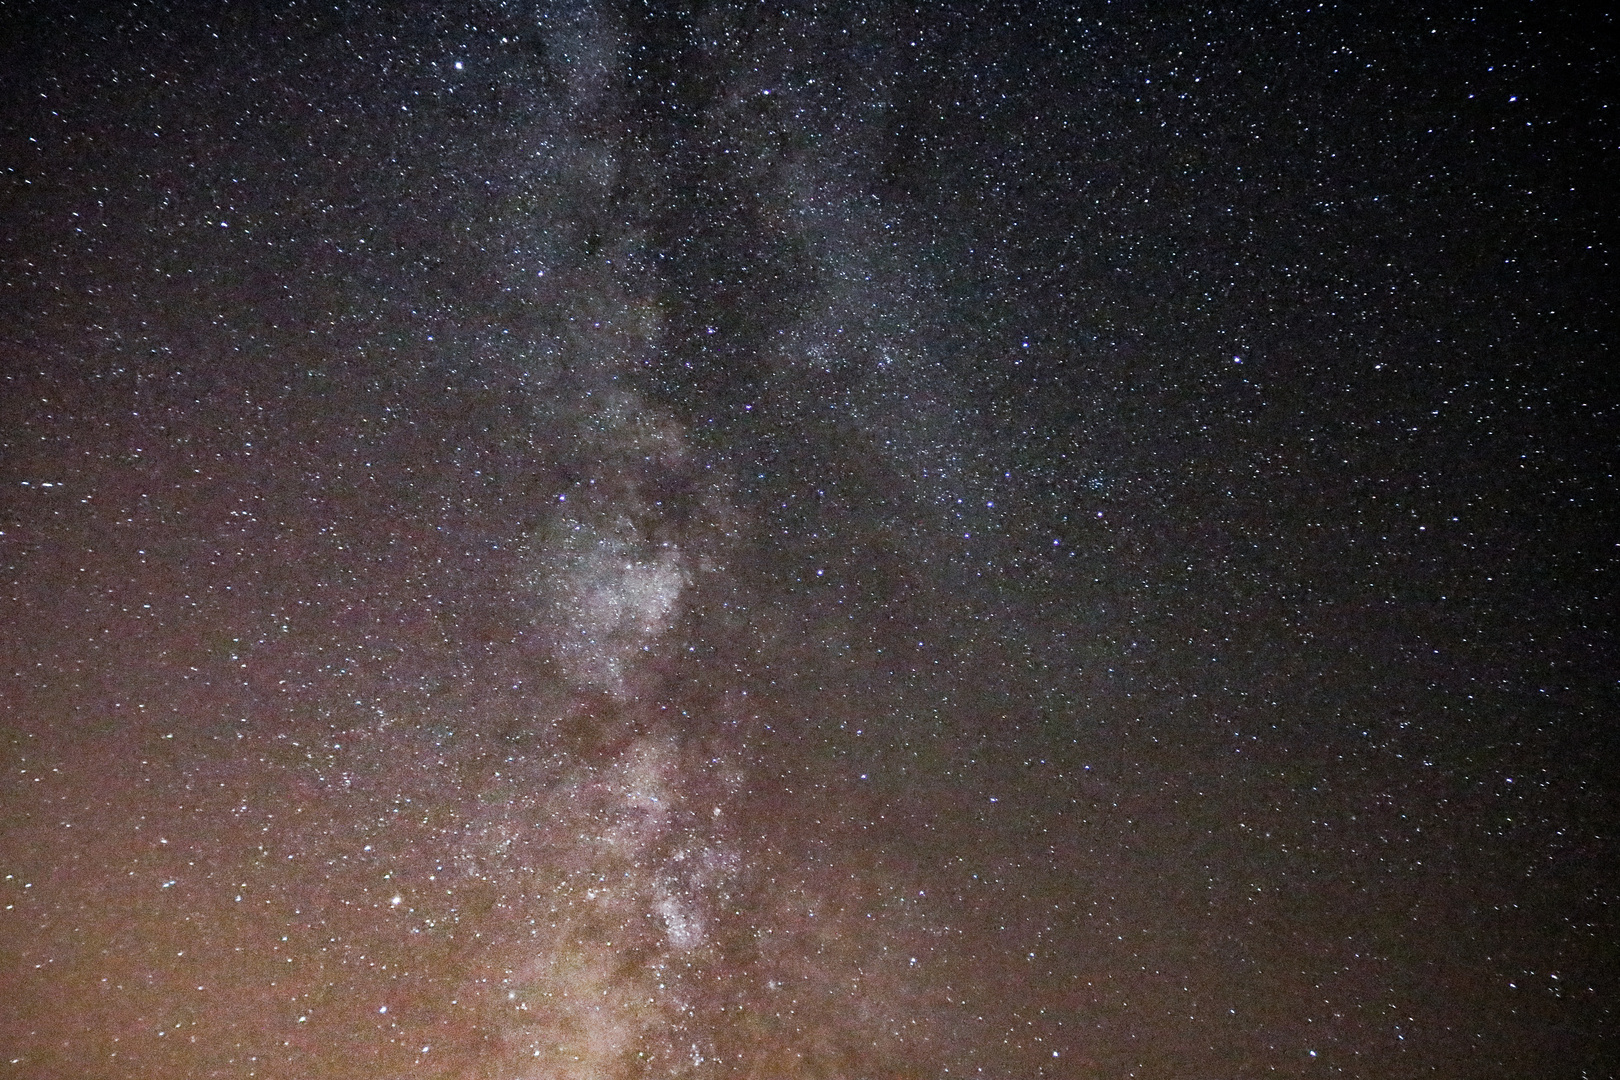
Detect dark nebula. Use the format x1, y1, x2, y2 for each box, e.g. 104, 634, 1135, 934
1, 2, 1613, 1077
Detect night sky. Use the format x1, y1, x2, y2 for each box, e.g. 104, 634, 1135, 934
1, 2, 1614, 1077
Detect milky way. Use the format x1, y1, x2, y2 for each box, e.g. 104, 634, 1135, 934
2, 2, 1613, 1078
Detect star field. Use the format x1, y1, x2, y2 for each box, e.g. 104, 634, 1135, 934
1, 2, 1614, 1077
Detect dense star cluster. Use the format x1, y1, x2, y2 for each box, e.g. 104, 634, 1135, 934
1, 2, 1613, 1077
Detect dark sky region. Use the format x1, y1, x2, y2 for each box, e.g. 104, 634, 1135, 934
0, 2, 1614, 1077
